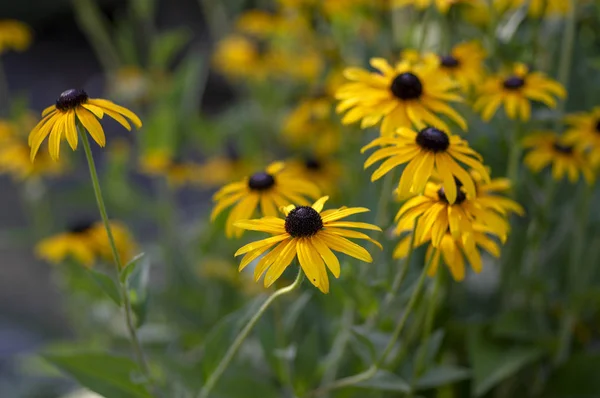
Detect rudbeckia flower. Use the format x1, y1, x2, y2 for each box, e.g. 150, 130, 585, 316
336, 57, 465, 136
392, 0, 478, 13
286, 155, 343, 195
211, 162, 321, 238
472, 172, 525, 217
234, 196, 381, 293
474, 63, 566, 122
0, 20, 32, 54
28, 89, 142, 161
437, 41, 487, 93
563, 107, 600, 167
362, 126, 489, 203
0, 141, 64, 180
495, 0, 572, 18
523, 132, 594, 184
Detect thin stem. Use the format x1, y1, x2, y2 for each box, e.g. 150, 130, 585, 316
418, 7, 434, 52
413, 272, 442, 380
197, 270, 304, 398
79, 128, 153, 384
506, 121, 523, 198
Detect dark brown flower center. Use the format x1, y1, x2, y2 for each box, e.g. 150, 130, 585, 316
416, 127, 450, 152
248, 172, 275, 191
304, 157, 321, 171
440, 55, 460, 68
437, 186, 467, 205
553, 143, 573, 154
56, 89, 88, 111
284, 206, 323, 238
68, 220, 94, 234
390, 72, 423, 100
503, 76, 525, 90
595, 119, 600, 133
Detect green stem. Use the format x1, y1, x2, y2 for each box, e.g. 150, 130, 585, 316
506, 121, 523, 198
556, 0, 576, 116
197, 270, 304, 398
79, 128, 153, 385
413, 272, 442, 380
418, 7, 434, 52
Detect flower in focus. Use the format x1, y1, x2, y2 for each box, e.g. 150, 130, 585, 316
563, 107, 600, 167
523, 132, 594, 184
336, 57, 465, 136
392, 0, 479, 13
29, 89, 142, 161
35, 220, 137, 267
437, 41, 487, 93
286, 155, 343, 195
474, 63, 566, 121
0, 20, 32, 54
362, 126, 489, 203
211, 162, 321, 238
234, 196, 381, 293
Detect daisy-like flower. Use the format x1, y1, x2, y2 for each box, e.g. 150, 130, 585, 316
474, 63, 566, 122
0, 141, 64, 180
362, 126, 489, 203
286, 155, 343, 195
192, 144, 255, 188
36, 220, 137, 267
472, 172, 525, 217
437, 41, 487, 93
392, 0, 478, 13
564, 107, 600, 167
28, 89, 142, 161
211, 162, 321, 238
394, 225, 501, 281
523, 132, 594, 184
0, 20, 32, 54
495, 0, 572, 18
336, 57, 465, 136
234, 196, 381, 293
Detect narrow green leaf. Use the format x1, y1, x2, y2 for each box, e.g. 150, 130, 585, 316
416, 365, 471, 390
43, 351, 151, 398
88, 269, 121, 306
355, 370, 411, 393
120, 252, 145, 284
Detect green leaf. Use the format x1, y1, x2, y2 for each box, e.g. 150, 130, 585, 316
350, 326, 377, 362
543, 354, 600, 397
150, 28, 191, 70
120, 252, 146, 284
88, 269, 121, 306
128, 258, 151, 327
416, 365, 471, 390
468, 328, 543, 397
355, 370, 411, 393
43, 351, 151, 398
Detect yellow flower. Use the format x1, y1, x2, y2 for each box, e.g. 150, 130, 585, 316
0, 20, 32, 54
336, 56, 465, 136
437, 41, 487, 93
523, 132, 594, 184
495, 0, 572, 18
472, 172, 525, 217
286, 156, 343, 195
191, 145, 255, 188
392, 0, 478, 13
563, 107, 600, 167
35, 220, 137, 267
29, 89, 142, 161
213, 35, 267, 81
234, 196, 381, 293
474, 63, 566, 122
211, 162, 321, 238
362, 126, 489, 203
0, 141, 64, 180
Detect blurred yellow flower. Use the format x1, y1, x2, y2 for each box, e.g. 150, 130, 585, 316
336, 56, 465, 136
437, 41, 487, 93
286, 156, 343, 195
0, 20, 32, 54
234, 196, 381, 293
191, 146, 255, 188
523, 132, 594, 184
392, 0, 478, 13
474, 63, 566, 121
108, 66, 149, 104
211, 162, 321, 238
29, 89, 142, 161
564, 107, 600, 168
495, 0, 571, 18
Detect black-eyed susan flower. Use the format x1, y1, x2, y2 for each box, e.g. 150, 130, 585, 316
392, 0, 478, 13
192, 144, 255, 188
0, 141, 64, 180
437, 41, 487, 93
474, 63, 566, 122
394, 225, 501, 281
234, 196, 381, 293
88, 220, 138, 265
494, 0, 571, 18
564, 107, 600, 167
523, 132, 594, 184
211, 162, 321, 238
362, 126, 489, 203
286, 155, 343, 195
0, 20, 32, 54
336, 57, 465, 136
472, 172, 525, 217
28, 89, 142, 161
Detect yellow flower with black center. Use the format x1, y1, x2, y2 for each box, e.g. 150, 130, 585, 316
0, 20, 32, 54
234, 196, 381, 293
437, 41, 487, 93
523, 132, 594, 184
192, 143, 255, 188
213, 35, 268, 81
211, 162, 321, 238
392, 0, 478, 13
362, 126, 489, 203
286, 155, 343, 195
28, 89, 142, 161
0, 140, 64, 180
336, 57, 465, 136
564, 107, 600, 167
474, 63, 566, 122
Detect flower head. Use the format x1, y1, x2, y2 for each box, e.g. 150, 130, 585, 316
234, 196, 381, 293
437, 41, 487, 92
523, 132, 594, 184
211, 162, 321, 238
336, 57, 465, 136
563, 107, 600, 167
28, 89, 142, 161
392, 0, 479, 13
0, 20, 32, 54
362, 126, 489, 203
474, 63, 566, 121
286, 155, 343, 195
